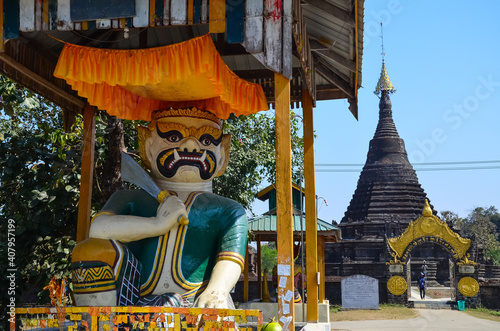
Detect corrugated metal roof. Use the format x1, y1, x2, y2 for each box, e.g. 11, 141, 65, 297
248, 215, 340, 232
0, 0, 364, 123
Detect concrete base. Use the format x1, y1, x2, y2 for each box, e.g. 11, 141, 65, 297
297, 322, 331, 331
237, 302, 330, 323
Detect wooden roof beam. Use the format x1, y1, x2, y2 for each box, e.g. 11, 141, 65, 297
315, 56, 354, 98
310, 39, 356, 73
315, 86, 349, 100
302, 0, 355, 27
315, 54, 350, 83
0, 52, 86, 109
18, 32, 60, 64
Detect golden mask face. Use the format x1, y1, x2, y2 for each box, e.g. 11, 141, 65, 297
156, 122, 223, 146
143, 116, 230, 183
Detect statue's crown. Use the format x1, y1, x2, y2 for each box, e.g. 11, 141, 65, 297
151, 107, 222, 127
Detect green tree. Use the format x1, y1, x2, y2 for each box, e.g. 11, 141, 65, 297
0, 76, 83, 327
260, 244, 278, 272
454, 207, 500, 265
214, 112, 304, 212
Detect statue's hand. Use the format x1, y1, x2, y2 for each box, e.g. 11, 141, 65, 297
194, 290, 229, 309
156, 195, 188, 232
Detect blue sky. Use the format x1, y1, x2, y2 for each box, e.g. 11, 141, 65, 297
253, 0, 500, 222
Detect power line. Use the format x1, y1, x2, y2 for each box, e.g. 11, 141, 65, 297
415, 166, 500, 172
315, 160, 500, 167
316, 165, 500, 173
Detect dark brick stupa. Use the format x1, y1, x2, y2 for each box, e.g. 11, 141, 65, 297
324, 60, 443, 298
323, 58, 500, 308
339, 60, 436, 241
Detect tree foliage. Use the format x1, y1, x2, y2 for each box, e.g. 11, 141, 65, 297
443, 207, 500, 265
260, 244, 278, 272
214, 112, 304, 212
0, 77, 83, 326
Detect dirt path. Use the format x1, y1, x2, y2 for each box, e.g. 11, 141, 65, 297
331, 309, 500, 331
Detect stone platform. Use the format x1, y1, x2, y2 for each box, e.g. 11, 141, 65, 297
408, 287, 455, 310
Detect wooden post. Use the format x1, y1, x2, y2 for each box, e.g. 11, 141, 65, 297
243, 244, 249, 302
257, 235, 262, 300
318, 236, 326, 302
76, 105, 96, 243
303, 90, 318, 321
275, 73, 294, 330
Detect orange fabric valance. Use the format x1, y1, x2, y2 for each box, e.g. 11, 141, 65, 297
54, 34, 268, 120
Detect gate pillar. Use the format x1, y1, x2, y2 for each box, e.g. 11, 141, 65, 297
456, 257, 481, 308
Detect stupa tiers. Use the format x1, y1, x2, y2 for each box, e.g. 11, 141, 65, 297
323, 59, 442, 293
340, 60, 436, 242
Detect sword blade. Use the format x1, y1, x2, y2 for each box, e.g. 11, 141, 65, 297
121, 152, 161, 199
120, 152, 189, 225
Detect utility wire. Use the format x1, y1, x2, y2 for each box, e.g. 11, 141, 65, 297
316, 165, 500, 173
315, 160, 500, 167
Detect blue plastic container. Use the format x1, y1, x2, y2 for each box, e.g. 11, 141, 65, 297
457, 300, 465, 311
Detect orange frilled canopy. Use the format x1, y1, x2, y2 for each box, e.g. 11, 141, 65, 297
54, 34, 269, 121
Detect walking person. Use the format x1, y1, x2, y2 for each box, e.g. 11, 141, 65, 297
419, 272, 426, 299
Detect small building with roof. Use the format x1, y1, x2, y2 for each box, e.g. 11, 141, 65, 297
235, 183, 340, 313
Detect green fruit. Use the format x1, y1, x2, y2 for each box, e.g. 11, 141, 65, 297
262, 317, 282, 331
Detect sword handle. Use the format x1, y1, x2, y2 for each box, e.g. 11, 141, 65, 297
157, 190, 190, 225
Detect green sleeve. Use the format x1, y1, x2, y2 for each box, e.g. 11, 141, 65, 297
101, 189, 158, 218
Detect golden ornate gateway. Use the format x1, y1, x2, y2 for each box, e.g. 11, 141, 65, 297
387, 200, 472, 262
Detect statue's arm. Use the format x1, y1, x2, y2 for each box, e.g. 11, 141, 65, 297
195, 202, 248, 308
90, 214, 169, 243
194, 260, 242, 308
90, 193, 187, 243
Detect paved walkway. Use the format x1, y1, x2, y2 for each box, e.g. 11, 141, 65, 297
331, 309, 500, 331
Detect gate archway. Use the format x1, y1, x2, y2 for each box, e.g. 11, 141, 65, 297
386, 200, 475, 302
387, 200, 472, 263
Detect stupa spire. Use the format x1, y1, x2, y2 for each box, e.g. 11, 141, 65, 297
339, 23, 435, 239
374, 22, 396, 96
374, 60, 396, 96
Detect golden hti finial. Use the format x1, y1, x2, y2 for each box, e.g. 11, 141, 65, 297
422, 199, 433, 217
374, 22, 396, 96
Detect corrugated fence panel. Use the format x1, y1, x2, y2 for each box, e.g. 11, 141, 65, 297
209, 0, 225, 33
20, 0, 36, 31
282, 0, 292, 78
57, 0, 72, 30
49, 0, 57, 30
264, 0, 282, 73
171, 0, 187, 25
133, 0, 150, 27
4, 0, 19, 39
201, 0, 207, 23
226, 0, 244, 44
193, 0, 201, 23
42, 0, 49, 30
70, 0, 135, 21
96, 19, 111, 29
163, 0, 170, 25
244, 0, 263, 52
35, 0, 42, 31
155, 0, 163, 25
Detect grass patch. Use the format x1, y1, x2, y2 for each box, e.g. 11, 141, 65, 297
464, 308, 500, 322
329, 304, 418, 322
